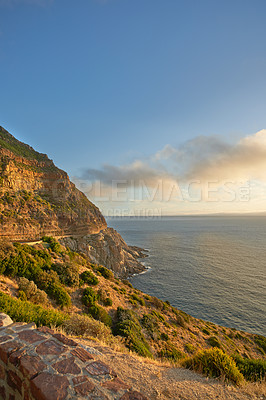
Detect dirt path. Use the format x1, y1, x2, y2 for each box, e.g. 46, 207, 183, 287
79, 339, 266, 400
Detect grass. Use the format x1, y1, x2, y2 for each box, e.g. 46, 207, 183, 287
233, 354, 266, 382
183, 348, 244, 385
0, 291, 68, 327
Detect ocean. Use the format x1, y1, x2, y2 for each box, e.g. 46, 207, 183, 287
107, 216, 266, 336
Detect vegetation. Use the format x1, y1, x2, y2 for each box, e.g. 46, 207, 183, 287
114, 307, 153, 358
80, 270, 99, 286
183, 348, 244, 385
233, 354, 266, 382
96, 266, 114, 280
158, 343, 185, 361
0, 237, 265, 387
0, 127, 49, 162
0, 291, 67, 327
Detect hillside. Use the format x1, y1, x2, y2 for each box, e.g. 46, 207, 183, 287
0, 237, 265, 396
0, 126, 145, 277
0, 126, 265, 398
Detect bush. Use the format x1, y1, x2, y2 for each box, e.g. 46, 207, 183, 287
80, 270, 99, 286
141, 314, 159, 340
63, 313, 113, 340
18, 290, 27, 301
104, 297, 113, 307
184, 343, 197, 354
18, 277, 49, 305
0, 291, 68, 327
207, 336, 222, 348
254, 335, 266, 354
97, 266, 113, 280
233, 355, 266, 382
174, 313, 186, 328
114, 307, 153, 358
82, 287, 97, 307
36, 270, 71, 307
31, 289, 49, 305
122, 280, 133, 288
18, 277, 37, 299
131, 293, 145, 306
52, 263, 79, 287
183, 348, 244, 385
150, 296, 163, 310
50, 284, 71, 307
158, 343, 185, 361
42, 236, 61, 254
87, 305, 112, 327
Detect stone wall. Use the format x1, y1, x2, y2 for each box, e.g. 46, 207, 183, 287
0, 313, 147, 400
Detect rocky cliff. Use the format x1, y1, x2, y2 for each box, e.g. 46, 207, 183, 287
0, 126, 146, 277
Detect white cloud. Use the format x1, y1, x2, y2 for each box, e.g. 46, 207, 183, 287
75, 129, 266, 215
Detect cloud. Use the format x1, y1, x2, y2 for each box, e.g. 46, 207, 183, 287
81, 160, 174, 187
186, 129, 266, 181
74, 129, 266, 215
80, 129, 266, 187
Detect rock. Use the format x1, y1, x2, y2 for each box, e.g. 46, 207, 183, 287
60, 228, 147, 278
0, 126, 146, 277
0, 313, 13, 327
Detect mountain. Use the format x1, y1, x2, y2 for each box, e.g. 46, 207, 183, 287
0, 126, 145, 277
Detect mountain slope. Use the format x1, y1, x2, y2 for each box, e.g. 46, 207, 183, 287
0, 126, 145, 276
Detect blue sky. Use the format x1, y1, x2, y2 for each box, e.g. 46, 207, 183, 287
1, 0, 266, 215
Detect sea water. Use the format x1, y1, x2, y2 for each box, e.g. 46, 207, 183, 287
107, 216, 266, 336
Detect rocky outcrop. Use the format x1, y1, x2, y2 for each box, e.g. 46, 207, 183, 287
60, 228, 147, 278
0, 126, 106, 241
0, 126, 146, 277
0, 313, 148, 400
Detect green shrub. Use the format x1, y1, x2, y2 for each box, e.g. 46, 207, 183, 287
114, 307, 153, 358
150, 296, 163, 310
131, 293, 145, 306
63, 313, 113, 341
207, 336, 222, 348
0, 291, 68, 327
80, 270, 99, 286
184, 343, 197, 354
32, 289, 49, 305
52, 263, 79, 287
87, 305, 112, 327
97, 266, 113, 280
141, 314, 159, 340
183, 348, 244, 385
42, 236, 62, 254
18, 277, 49, 305
36, 270, 71, 307
158, 343, 185, 361
104, 297, 113, 307
18, 290, 27, 301
202, 327, 211, 335
82, 287, 97, 307
18, 277, 37, 299
254, 335, 266, 354
233, 355, 266, 382
50, 284, 71, 307
122, 280, 133, 288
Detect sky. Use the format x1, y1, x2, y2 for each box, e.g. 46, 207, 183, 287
1, 0, 266, 215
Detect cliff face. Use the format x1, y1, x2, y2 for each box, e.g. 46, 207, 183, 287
0, 126, 106, 240
0, 126, 145, 276
60, 228, 147, 278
